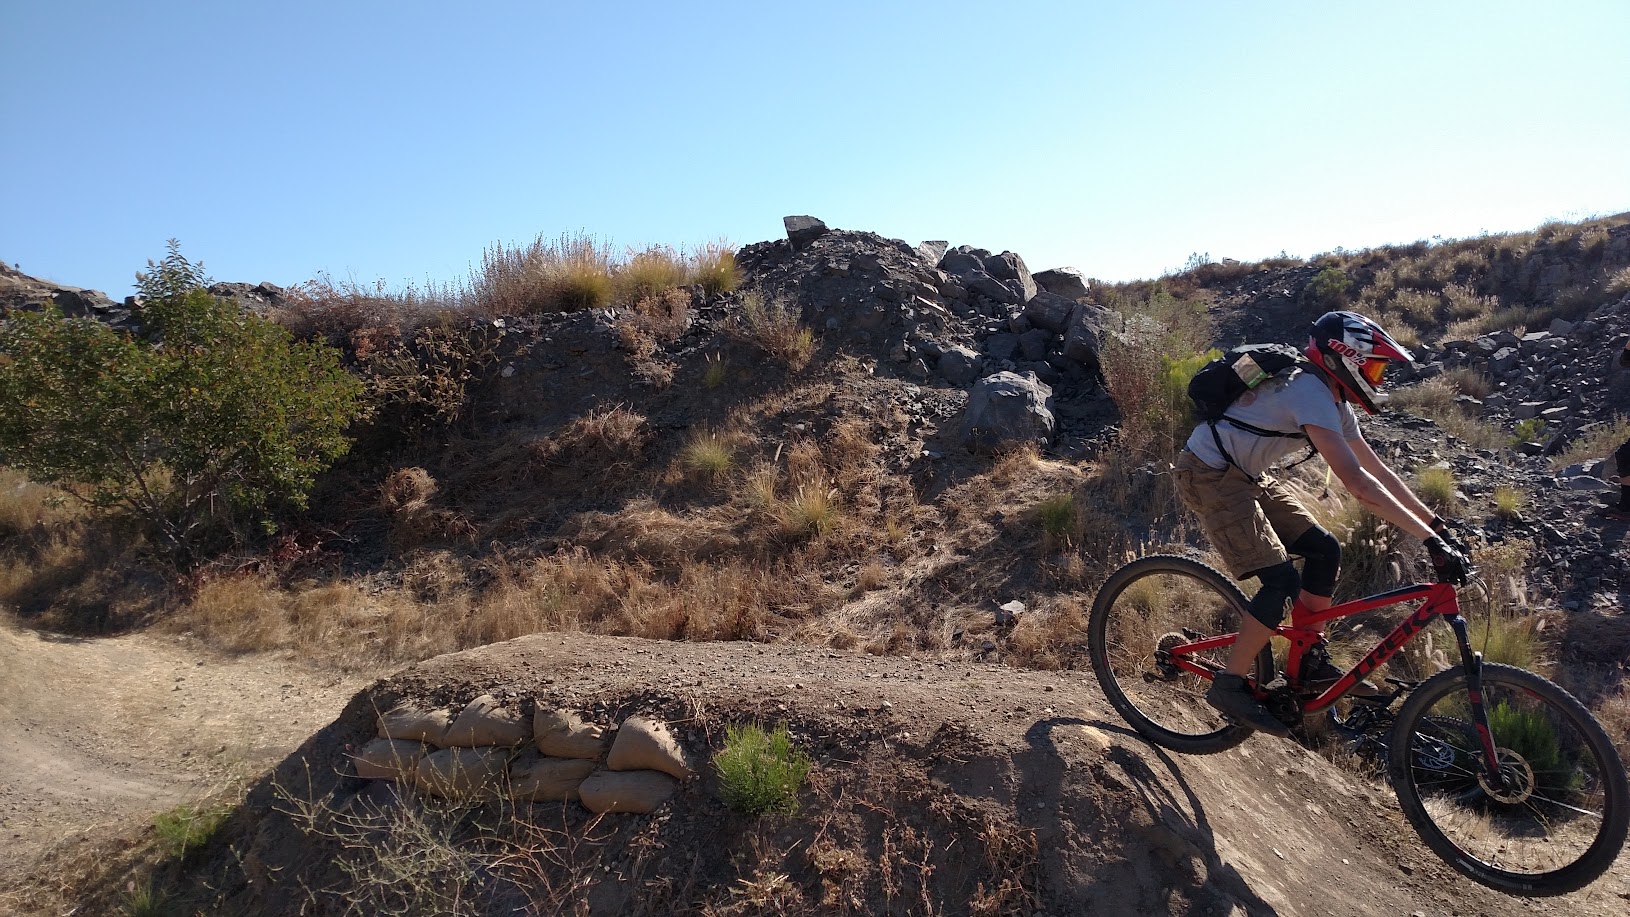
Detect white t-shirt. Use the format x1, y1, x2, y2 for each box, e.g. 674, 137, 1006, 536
1184, 368, 1361, 477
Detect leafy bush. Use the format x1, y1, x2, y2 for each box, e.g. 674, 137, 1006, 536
1307, 267, 1352, 308
0, 244, 365, 560
1511, 418, 1546, 444
714, 722, 811, 815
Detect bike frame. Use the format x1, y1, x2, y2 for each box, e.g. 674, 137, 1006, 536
1164, 580, 1506, 785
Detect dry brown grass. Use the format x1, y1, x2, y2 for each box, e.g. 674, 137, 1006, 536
0, 468, 75, 539
737, 290, 815, 370
1389, 379, 1508, 450
614, 245, 690, 303
1551, 416, 1630, 471
278, 275, 460, 340
465, 232, 615, 315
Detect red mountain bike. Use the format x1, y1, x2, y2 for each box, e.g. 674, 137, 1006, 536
1087, 554, 1629, 896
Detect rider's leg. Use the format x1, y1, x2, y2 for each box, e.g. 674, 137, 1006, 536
1224, 560, 1300, 676
1288, 526, 1341, 615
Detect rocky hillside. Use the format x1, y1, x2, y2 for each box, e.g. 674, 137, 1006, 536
3, 214, 1629, 914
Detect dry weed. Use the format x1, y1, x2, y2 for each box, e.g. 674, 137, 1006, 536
737, 290, 815, 370
691, 240, 740, 297
614, 245, 689, 303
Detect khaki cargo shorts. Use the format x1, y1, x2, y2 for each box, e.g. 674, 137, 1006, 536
1172, 449, 1319, 580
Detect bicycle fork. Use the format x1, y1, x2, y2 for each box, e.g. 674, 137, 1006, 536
1445, 614, 1508, 789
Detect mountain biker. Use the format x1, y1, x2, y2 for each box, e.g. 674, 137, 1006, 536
1600, 334, 1630, 521
1172, 311, 1472, 737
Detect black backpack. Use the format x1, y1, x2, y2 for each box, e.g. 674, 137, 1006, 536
1186, 343, 1315, 479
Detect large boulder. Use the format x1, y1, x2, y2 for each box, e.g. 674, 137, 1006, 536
1034, 267, 1090, 301
1022, 292, 1077, 334
962, 269, 1022, 306
938, 345, 984, 386
937, 246, 988, 277
958, 371, 1057, 452
783, 215, 829, 251
983, 252, 1036, 302
1062, 303, 1113, 371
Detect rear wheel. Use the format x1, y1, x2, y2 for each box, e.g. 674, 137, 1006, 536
1388, 663, 1630, 895
1088, 555, 1275, 754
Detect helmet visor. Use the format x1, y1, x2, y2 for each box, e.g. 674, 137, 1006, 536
1360, 358, 1389, 386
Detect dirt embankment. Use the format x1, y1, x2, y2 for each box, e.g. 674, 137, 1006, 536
10, 626, 1622, 916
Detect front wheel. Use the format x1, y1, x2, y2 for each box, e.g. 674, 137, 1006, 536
1087, 555, 1275, 754
1387, 662, 1629, 896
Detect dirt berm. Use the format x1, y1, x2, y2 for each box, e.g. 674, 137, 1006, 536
192, 633, 1626, 916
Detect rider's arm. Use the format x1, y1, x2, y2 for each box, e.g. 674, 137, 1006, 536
1349, 435, 1440, 525
1304, 424, 1436, 539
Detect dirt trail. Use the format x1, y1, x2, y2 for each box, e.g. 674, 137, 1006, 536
0, 619, 374, 876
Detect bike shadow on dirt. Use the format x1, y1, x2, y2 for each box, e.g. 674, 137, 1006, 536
1016, 716, 1280, 917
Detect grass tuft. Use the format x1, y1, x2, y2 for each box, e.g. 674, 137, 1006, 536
691, 240, 740, 298
1035, 493, 1075, 540
714, 722, 811, 815
681, 429, 736, 480
1491, 484, 1525, 519
153, 802, 231, 858
1413, 466, 1458, 513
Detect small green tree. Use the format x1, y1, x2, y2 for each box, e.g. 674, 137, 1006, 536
0, 242, 365, 560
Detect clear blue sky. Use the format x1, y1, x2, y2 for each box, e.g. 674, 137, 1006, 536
4, 1, 1628, 299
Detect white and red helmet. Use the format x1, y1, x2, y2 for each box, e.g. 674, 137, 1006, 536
1305, 311, 1413, 414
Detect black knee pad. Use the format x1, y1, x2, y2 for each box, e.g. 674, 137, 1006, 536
1289, 526, 1341, 599
1246, 561, 1301, 628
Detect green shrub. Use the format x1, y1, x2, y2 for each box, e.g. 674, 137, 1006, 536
1308, 267, 1352, 308
1511, 418, 1546, 444
120, 878, 177, 917
1487, 700, 1577, 796
0, 243, 365, 560
1469, 613, 1542, 670
702, 352, 728, 389
715, 722, 811, 815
